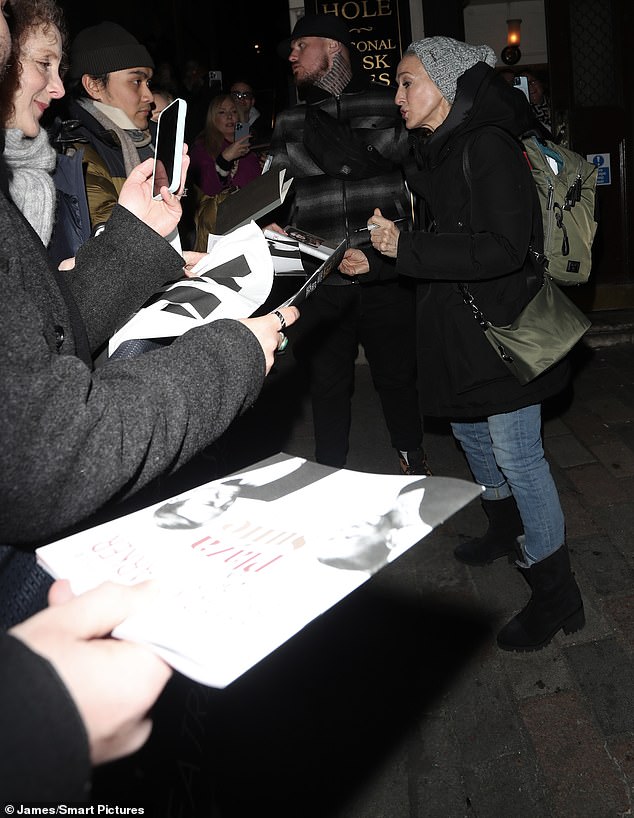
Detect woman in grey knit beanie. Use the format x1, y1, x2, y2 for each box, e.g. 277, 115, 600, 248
341, 36, 584, 654
404, 36, 497, 105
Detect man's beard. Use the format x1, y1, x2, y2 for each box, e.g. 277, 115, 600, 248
294, 55, 330, 88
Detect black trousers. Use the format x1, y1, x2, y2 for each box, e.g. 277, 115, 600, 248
291, 278, 422, 468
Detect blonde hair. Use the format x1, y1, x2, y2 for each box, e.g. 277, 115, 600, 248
198, 93, 237, 157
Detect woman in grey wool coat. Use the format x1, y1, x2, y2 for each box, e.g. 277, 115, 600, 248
0, 147, 298, 547
0, 141, 297, 630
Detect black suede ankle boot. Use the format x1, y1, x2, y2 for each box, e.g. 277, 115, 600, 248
497, 544, 585, 652
454, 496, 524, 566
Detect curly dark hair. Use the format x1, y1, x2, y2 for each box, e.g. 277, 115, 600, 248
0, 0, 68, 126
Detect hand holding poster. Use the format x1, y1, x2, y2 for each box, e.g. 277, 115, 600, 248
108, 222, 274, 356
36, 453, 482, 688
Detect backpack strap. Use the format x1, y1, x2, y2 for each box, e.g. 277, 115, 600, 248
460, 128, 547, 281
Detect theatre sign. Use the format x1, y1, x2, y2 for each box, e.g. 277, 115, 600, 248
303, 0, 412, 86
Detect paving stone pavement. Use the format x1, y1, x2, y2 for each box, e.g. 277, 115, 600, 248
93, 338, 634, 818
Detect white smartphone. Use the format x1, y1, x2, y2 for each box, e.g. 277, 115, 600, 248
234, 121, 250, 142
152, 97, 187, 200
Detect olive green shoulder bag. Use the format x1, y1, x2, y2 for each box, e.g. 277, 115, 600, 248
460, 133, 591, 385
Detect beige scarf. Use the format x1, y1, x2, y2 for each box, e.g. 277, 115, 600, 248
78, 99, 152, 176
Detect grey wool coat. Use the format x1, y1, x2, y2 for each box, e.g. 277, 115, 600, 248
0, 186, 265, 547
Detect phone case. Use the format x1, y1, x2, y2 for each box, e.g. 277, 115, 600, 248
152, 98, 187, 200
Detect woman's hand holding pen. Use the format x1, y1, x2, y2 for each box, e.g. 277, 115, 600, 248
340, 208, 404, 275
368, 207, 401, 258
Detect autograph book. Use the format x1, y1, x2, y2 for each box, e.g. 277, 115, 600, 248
215, 168, 293, 234
278, 239, 348, 307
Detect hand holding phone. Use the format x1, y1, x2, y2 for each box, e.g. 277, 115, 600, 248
234, 121, 250, 143
152, 98, 187, 200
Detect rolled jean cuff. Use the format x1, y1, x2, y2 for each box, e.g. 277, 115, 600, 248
481, 483, 514, 501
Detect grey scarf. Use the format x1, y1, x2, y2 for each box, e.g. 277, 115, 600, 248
3, 128, 57, 245
77, 98, 152, 176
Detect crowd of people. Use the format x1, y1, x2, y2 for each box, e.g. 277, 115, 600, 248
0, 0, 297, 800
0, 0, 580, 806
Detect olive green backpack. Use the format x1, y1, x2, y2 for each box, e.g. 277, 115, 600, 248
521, 135, 598, 285
462, 128, 598, 285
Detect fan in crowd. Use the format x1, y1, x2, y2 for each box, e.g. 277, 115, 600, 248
188, 92, 261, 197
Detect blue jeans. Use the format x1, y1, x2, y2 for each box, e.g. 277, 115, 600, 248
451, 404, 565, 565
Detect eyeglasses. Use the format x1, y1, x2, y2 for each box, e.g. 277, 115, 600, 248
231, 91, 253, 100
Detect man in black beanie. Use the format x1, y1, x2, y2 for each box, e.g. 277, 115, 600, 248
268, 14, 428, 475
61, 21, 156, 229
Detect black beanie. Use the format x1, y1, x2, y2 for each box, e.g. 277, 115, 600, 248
68, 21, 154, 79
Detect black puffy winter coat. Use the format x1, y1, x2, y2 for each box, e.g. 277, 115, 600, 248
368, 62, 569, 418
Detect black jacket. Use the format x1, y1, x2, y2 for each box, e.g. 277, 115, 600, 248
0, 631, 91, 801
368, 63, 569, 417
269, 71, 411, 245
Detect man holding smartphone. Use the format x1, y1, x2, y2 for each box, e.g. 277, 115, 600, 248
62, 22, 156, 230
230, 80, 272, 148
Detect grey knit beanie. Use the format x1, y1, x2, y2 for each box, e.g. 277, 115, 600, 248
405, 36, 497, 104
69, 22, 154, 79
